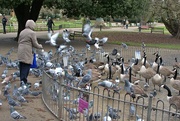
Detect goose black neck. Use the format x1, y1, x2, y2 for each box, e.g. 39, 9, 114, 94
175, 57, 178, 62
156, 63, 160, 74
121, 57, 124, 63
107, 55, 110, 64
173, 69, 177, 79
121, 64, 124, 74
134, 58, 138, 65
155, 54, 159, 63
164, 85, 172, 97
159, 57, 163, 65
143, 56, 147, 66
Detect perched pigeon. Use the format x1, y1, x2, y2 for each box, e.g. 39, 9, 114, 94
10, 106, 27, 120
45, 32, 59, 46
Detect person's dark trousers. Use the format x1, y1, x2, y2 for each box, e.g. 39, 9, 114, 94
2, 24, 6, 34
48, 27, 54, 33
19, 62, 31, 84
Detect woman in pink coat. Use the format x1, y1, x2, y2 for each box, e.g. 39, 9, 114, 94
18, 20, 43, 86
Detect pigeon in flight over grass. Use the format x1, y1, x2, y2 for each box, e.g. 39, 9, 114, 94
121, 42, 128, 49
45, 32, 59, 46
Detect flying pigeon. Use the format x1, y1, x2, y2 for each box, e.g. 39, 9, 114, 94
45, 32, 59, 46
62, 29, 71, 43
97, 37, 108, 46
10, 106, 27, 120
82, 23, 93, 41
121, 42, 128, 49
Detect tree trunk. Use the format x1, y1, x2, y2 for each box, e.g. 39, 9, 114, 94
29, 0, 44, 21
161, 17, 178, 37
14, 3, 30, 41
13, 0, 44, 41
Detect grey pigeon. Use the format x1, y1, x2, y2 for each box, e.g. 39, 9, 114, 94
77, 69, 92, 88
112, 48, 118, 56
129, 103, 136, 116
10, 106, 27, 120
12, 84, 19, 99
16, 93, 28, 103
29, 90, 42, 96
124, 79, 136, 99
98, 80, 121, 91
7, 95, 21, 107
64, 107, 79, 114
121, 42, 128, 49
150, 89, 157, 98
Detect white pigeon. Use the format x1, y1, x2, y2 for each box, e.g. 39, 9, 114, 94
45, 32, 59, 46
57, 44, 67, 53
97, 37, 108, 46
62, 29, 71, 43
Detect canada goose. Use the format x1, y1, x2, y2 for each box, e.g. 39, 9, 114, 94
159, 56, 175, 83
151, 63, 164, 91
128, 66, 142, 85
128, 67, 148, 100
152, 52, 160, 72
131, 58, 141, 77
138, 55, 156, 85
173, 57, 180, 69
141, 51, 150, 68
161, 84, 180, 110
170, 67, 180, 95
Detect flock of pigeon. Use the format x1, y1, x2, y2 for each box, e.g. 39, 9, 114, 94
0, 22, 180, 120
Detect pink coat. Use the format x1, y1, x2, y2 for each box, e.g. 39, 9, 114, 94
18, 20, 43, 64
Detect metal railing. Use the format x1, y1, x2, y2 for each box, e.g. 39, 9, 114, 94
41, 46, 180, 121
42, 72, 180, 121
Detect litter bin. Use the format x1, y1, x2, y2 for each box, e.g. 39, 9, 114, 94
59, 24, 62, 29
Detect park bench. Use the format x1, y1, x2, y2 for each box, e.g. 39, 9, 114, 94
69, 31, 83, 40
151, 27, 164, 34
